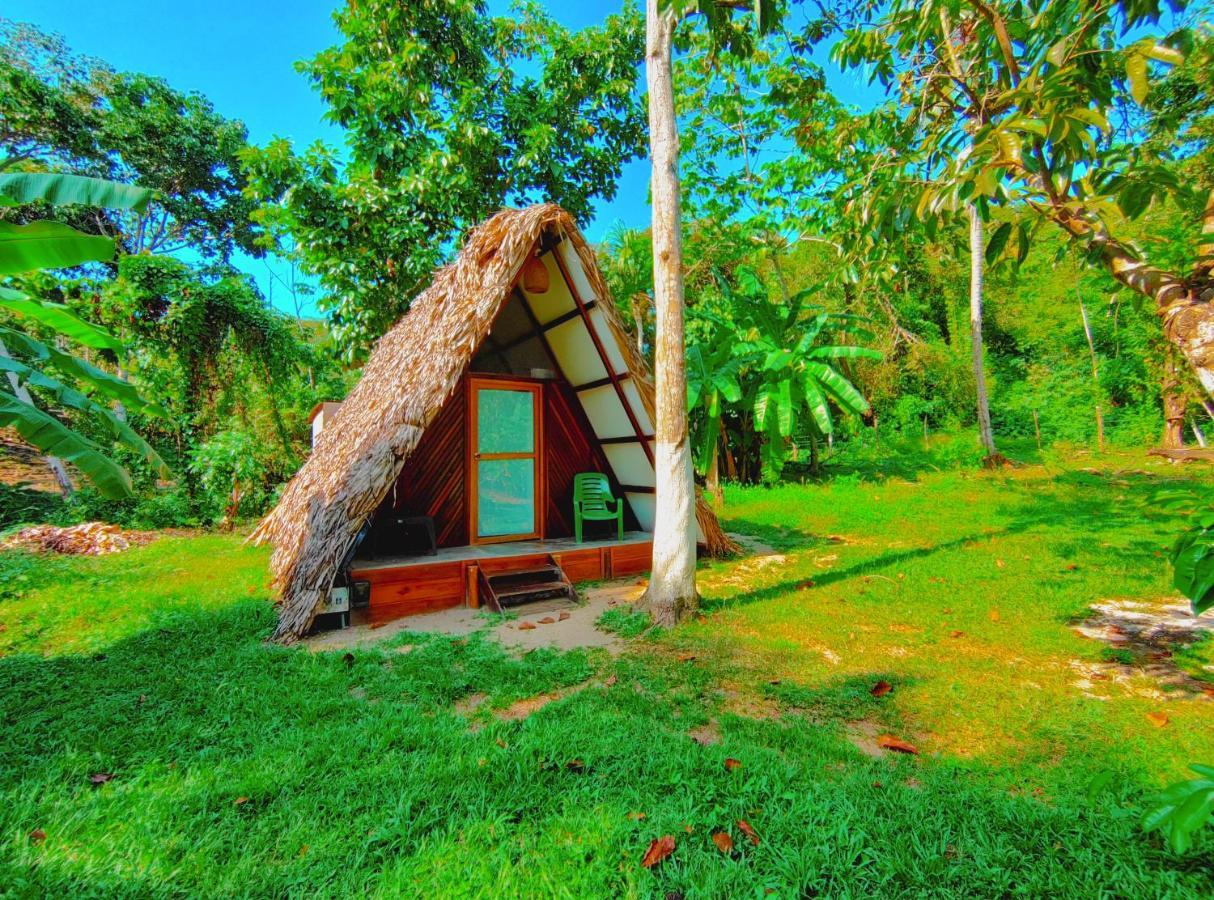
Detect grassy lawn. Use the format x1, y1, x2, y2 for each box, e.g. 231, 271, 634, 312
2, 451, 1213, 896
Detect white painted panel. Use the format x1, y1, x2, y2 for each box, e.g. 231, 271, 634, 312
578, 384, 633, 439
557, 238, 598, 303
621, 380, 653, 434
521, 252, 576, 324
589, 306, 628, 375
604, 443, 654, 487
626, 492, 655, 532
547, 317, 608, 386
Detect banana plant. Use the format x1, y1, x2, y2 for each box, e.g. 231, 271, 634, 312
0, 169, 168, 498
686, 339, 743, 474
690, 268, 880, 481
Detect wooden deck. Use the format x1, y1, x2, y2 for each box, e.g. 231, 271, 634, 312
348, 532, 652, 624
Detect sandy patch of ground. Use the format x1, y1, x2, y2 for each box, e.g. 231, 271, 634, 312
306, 575, 647, 654
1070, 597, 1214, 700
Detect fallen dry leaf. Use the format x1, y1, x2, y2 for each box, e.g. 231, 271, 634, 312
518, 621, 536, 631
737, 819, 760, 846
950, 630, 965, 638
996, 559, 1005, 569
29, 828, 46, 844
870, 680, 893, 698
641, 835, 676, 868
627, 811, 647, 821
604, 674, 618, 687
877, 734, 919, 755
676, 653, 697, 663
797, 579, 816, 590
538, 617, 556, 625
724, 758, 742, 772
89, 773, 114, 785
1146, 711, 1170, 728
712, 830, 734, 853
558, 611, 571, 621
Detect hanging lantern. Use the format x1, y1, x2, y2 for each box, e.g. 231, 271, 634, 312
521, 254, 550, 294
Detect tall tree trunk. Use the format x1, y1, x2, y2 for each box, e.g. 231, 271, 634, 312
1078, 297, 1105, 452
629, 292, 647, 359
639, 0, 697, 627
0, 337, 73, 497
706, 436, 722, 509
1162, 350, 1186, 449
968, 204, 998, 458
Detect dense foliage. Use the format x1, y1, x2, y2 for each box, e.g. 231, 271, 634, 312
241, 0, 648, 355
0, 20, 344, 526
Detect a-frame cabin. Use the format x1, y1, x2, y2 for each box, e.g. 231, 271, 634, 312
252, 204, 734, 641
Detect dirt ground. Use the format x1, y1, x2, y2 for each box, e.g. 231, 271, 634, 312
306, 576, 647, 654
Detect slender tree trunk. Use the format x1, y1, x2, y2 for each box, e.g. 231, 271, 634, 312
1162, 350, 1186, 449
1078, 297, 1105, 452
639, 0, 697, 626
629, 292, 647, 359
0, 337, 73, 497
721, 417, 738, 481
706, 437, 722, 509
968, 204, 998, 458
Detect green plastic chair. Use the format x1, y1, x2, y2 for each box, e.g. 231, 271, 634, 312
573, 472, 624, 543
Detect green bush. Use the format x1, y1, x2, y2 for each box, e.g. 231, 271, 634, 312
0, 483, 64, 532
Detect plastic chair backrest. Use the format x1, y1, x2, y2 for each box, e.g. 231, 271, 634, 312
574, 472, 614, 511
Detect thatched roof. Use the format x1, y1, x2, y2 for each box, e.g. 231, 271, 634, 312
251, 203, 735, 642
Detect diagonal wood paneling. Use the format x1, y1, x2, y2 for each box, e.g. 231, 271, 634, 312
381, 382, 468, 547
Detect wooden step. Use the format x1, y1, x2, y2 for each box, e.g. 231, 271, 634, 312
495, 582, 575, 608
479, 557, 576, 612
488, 566, 563, 587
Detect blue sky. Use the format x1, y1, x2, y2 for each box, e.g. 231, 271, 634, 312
5, 0, 881, 315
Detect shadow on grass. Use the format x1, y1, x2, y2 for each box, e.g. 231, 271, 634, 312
703, 529, 1008, 612
2, 600, 1212, 896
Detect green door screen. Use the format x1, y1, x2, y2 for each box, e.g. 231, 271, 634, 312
473, 382, 539, 541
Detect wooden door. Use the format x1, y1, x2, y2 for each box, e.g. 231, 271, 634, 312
468, 377, 543, 543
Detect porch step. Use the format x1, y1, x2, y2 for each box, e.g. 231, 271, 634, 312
479, 559, 576, 612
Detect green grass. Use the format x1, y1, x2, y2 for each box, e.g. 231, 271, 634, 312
2, 452, 1213, 896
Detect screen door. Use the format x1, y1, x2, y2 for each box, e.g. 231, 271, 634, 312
470, 379, 541, 542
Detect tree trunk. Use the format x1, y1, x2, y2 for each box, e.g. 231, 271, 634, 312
0, 337, 74, 497
629, 292, 647, 359
1162, 350, 1186, 449
1048, 195, 1214, 397
1078, 297, 1105, 452
706, 436, 722, 509
638, 0, 698, 627
968, 204, 998, 458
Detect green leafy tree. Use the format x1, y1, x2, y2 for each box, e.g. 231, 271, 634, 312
241, 0, 647, 355
0, 19, 262, 260
831, 0, 1214, 402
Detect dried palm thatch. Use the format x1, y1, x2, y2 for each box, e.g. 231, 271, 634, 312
251, 203, 737, 642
